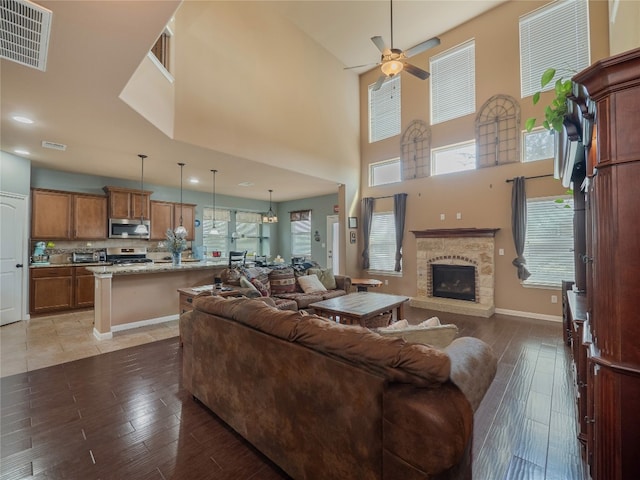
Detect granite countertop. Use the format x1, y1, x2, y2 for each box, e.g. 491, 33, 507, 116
29, 262, 112, 268
85, 260, 228, 275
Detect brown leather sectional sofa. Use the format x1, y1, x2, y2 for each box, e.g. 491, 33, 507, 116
180, 296, 497, 479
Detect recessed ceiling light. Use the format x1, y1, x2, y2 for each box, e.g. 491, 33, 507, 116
12, 115, 34, 124
14, 149, 30, 155
238, 182, 254, 187
189, 178, 199, 184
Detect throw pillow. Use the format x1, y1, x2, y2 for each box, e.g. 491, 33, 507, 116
383, 319, 410, 330
251, 278, 269, 297
269, 268, 297, 294
240, 276, 259, 294
307, 268, 337, 290
419, 316, 441, 327
297, 274, 327, 294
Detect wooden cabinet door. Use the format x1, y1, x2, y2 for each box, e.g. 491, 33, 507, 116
31, 190, 72, 239
174, 203, 195, 240
108, 190, 131, 218
131, 192, 150, 220
29, 267, 73, 314
73, 194, 107, 239
150, 201, 174, 240
74, 267, 95, 308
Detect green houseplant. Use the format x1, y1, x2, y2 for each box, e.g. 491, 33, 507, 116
525, 68, 574, 132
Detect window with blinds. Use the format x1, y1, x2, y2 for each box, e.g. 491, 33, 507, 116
369, 76, 401, 143
290, 210, 311, 257
202, 208, 230, 257
235, 211, 262, 255
370, 158, 401, 186
522, 196, 575, 287
369, 212, 397, 272
520, 0, 590, 98
430, 39, 475, 125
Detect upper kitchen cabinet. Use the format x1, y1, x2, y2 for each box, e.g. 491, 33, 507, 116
150, 200, 196, 241
31, 189, 72, 239
73, 194, 107, 239
32, 189, 107, 240
103, 186, 152, 220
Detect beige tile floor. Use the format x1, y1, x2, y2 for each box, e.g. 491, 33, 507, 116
0, 310, 179, 377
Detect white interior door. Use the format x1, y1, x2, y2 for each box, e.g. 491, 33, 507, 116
326, 215, 339, 274
1, 193, 28, 325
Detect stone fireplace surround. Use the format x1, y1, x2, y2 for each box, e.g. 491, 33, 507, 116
411, 228, 499, 318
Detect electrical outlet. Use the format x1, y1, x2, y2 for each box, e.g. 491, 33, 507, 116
551, 295, 558, 304
384, 279, 389, 286
440, 213, 445, 220
456, 212, 462, 220
499, 248, 504, 256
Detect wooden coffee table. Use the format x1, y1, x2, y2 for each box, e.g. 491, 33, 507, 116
309, 292, 409, 327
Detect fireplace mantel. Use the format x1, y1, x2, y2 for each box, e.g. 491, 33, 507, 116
411, 228, 500, 238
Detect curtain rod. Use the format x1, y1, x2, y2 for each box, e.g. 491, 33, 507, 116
369, 194, 408, 199
505, 174, 554, 183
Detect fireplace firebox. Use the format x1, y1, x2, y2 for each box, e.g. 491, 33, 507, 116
431, 264, 476, 302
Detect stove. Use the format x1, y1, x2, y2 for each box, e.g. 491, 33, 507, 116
106, 247, 152, 265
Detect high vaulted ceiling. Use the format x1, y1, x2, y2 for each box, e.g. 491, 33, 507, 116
1, 0, 507, 201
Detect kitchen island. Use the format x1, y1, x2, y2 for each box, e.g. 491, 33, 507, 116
86, 261, 227, 339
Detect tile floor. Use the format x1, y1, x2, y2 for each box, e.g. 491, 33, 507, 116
0, 310, 179, 378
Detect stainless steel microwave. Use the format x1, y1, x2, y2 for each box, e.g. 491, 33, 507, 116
108, 218, 150, 239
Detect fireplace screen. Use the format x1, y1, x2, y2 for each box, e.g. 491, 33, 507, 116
432, 264, 476, 302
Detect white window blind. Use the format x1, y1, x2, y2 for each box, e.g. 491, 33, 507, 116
430, 40, 475, 125
523, 197, 575, 287
203, 208, 230, 257
290, 210, 311, 257
369, 212, 397, 272
520, 0, 590, 98
369, 76, 401, 143
236, 211, 262, 255
370, 158, 401, 186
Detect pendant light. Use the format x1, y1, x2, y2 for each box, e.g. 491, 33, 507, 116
209, 169, 219, 235
134, 154, 149, 235
262, 189, 278, 223
174, 162, 188, 236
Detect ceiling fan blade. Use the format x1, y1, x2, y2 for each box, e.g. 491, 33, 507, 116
371, 36, 389, 54
344, 62, 379, 70
403, 62, 430, 80
404, 37, 441, 58
372, 75, 387, 91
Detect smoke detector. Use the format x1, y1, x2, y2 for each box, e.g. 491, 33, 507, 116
0, 0, 53, 71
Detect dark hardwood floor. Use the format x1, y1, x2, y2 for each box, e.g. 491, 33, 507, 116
0, 307, 588, 479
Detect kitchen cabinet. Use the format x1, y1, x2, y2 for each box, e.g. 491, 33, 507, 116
30, 267, 74, 314
31, 189, 72, 239
29, 266, 96, 314
103, 186, 152, 220
32, 189, 107, 240
150, 200, 196, 241
73, 194, 107, 239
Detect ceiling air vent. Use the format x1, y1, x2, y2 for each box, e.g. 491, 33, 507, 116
42, 140, 66, 151
0, 0, 53, 71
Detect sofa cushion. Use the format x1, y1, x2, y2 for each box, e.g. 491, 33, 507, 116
272, 292, 324, 309
269, 268, 297, 294
251, 278, 269, 297
298, 274, 327, 293
419, 316, 441, 327
307, 268, 337, 290
240, 276, 259, 294
377, 323, 459, 349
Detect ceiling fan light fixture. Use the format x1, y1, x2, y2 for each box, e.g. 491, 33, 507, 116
381, 60, 403, 77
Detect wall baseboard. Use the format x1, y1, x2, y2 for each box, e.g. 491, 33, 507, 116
110, 314, 179, 333
495, 308, 562, 323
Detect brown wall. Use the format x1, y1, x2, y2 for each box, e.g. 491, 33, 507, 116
356, 0, 610, 318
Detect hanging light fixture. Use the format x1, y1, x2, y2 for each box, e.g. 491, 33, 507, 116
174, 162, 188, 236
209, 169, 219, 235
134, 154, 149, 235
262, 189, 278, 223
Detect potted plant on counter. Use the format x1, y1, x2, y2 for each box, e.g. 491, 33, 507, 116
165, 229, 187, 266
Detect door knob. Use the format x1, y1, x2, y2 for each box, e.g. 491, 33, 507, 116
16, 263, 23, 268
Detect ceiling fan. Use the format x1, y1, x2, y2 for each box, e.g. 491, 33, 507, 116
346, 0, 441, 91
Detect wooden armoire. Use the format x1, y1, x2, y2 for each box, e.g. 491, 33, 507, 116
567, 48, 640, 480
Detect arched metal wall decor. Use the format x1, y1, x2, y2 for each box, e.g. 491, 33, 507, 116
475, 94, 520, 168
401, 119, 431, 179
